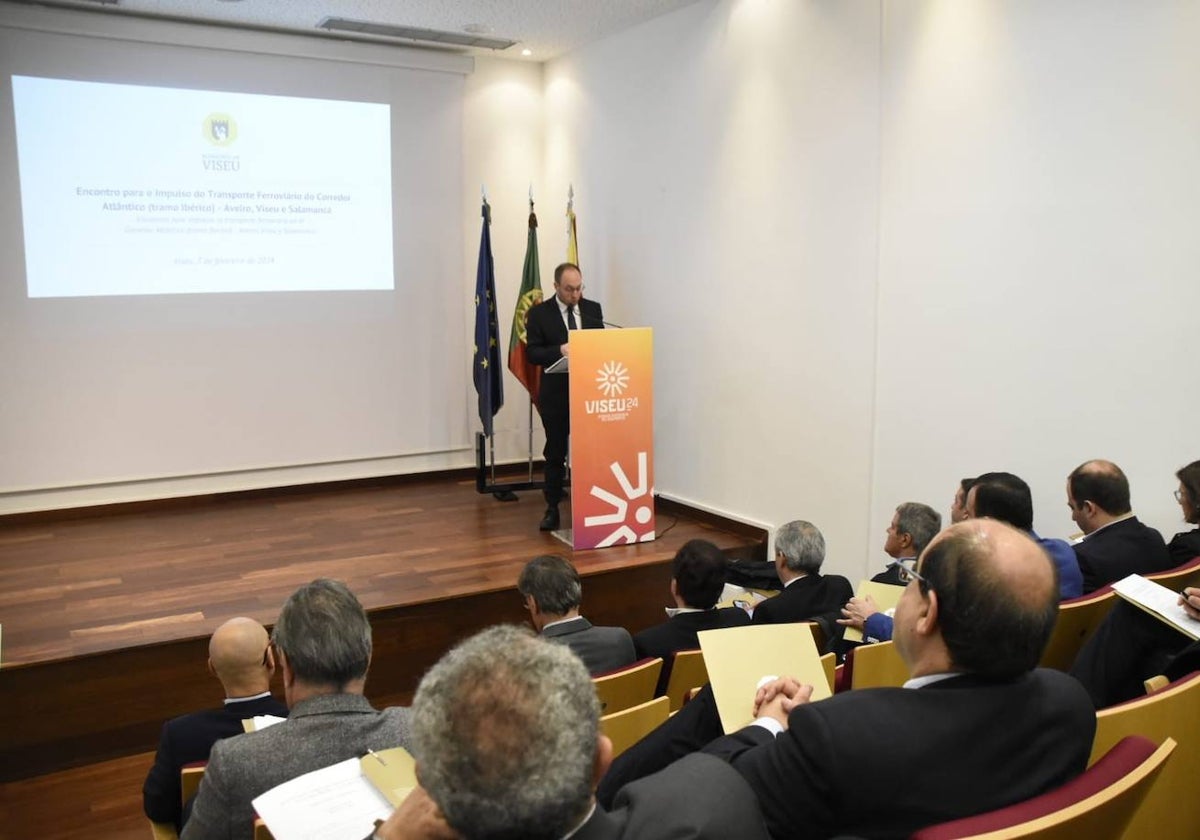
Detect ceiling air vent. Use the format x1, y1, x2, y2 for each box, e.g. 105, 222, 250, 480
317, 18, 517, 51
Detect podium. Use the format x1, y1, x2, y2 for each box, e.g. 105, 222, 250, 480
551, 327, 655, 549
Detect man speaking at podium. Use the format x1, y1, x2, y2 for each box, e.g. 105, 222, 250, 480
525, 262, 604, 531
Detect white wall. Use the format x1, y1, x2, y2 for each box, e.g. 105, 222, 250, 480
544, 0, 1200, 577
872, 0, 1200, 548
461, 57, 552, 464
544, 0, 884, 574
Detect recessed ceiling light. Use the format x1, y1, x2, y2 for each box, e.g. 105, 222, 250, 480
521, 48, 532, 57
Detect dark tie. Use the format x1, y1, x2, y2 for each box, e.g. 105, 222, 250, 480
567, 305, 577, 330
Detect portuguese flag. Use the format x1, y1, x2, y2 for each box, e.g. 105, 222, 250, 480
507, 205, 544, 403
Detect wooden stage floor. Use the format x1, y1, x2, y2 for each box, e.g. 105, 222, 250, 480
0, 471, 760, 781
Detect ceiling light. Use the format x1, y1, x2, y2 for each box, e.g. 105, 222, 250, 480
521, 48, 532, 57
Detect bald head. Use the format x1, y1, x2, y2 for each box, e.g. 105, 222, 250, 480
209, 617, 273, 698
912, 519, 1058, 679
1068, 459, 1131, 523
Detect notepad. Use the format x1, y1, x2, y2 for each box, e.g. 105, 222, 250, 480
698, 623, 830, 734
251, 747, 417, 840
1112, 574, 1200, 640
842, 580, 906, 644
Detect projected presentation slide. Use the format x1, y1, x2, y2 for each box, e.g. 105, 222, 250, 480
11, 76, 395, 297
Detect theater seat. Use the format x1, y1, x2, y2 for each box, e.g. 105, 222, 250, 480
911, 735, 1174, 839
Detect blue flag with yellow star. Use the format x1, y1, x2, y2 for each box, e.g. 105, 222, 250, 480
473, 199, 503, 436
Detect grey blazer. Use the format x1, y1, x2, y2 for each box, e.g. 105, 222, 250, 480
543, 616, 636, 676
181, 693, 412, 840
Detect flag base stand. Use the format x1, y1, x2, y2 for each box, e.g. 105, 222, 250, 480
474, 432, 564, 499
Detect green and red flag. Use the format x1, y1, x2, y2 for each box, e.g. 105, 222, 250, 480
507, 203, 544, 403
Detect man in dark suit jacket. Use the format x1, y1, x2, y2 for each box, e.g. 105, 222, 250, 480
703, 519, 1094, 840
1067, 459, 1171, 592
373, 625, 770, 840
524, 262, 604, 531
518, 553, 635, 675
182, 580, 412, 840
143, 617, 287, 832
634, 539, 751, 694
751, 520, 852, 637
600, 521, 1095, 839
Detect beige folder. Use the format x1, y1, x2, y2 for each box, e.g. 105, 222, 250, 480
698, 623, 831, 734
842, 580, 906, 644
361, 747, 418, 807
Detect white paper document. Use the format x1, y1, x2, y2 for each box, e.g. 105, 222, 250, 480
252, 757, 392, 840
1111, 574, 1200, 640
251, 714, 287, 731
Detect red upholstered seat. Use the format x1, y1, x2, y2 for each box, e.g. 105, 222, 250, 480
910, 735, 1173, 840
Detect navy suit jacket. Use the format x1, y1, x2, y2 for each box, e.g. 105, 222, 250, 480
143, 694, 288, 830
1074, 516, 1171, 593
704, 670, 1095, 840
633, 607, 752, 695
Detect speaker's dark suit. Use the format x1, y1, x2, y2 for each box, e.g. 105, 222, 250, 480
143, 694, 288, 831
633, 607, 752, 695
1073, 516, 1171, 593
524, 296, 604, 506
578, 753, 769, 840
543, 616, 636, 676
703, 670, 1095, 840
751, 573, 853, 626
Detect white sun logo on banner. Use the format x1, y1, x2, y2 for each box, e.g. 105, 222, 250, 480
596, 361, 629, 397
584, 451, 655, 546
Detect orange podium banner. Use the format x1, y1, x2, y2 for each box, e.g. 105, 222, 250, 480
568, 327, 655, 549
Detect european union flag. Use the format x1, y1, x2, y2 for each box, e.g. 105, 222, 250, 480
473, 199, 503, 436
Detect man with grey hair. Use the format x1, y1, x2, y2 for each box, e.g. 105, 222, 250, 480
751, 520, 852, 630
518, 554, 635, 675
372, 625, 769, 840
183, 579, 411, 840
840, 502, 942, 642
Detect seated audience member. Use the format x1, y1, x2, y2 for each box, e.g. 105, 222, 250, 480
702, 520, 1094, 839
1070, 582, 1200, 708
1067, 459, 1171, 592
949, 477, 977, 524
372, 625, 770, 840
143, 617, 287, 832
968, 471, 1082, 600
519, 554, 636, 675
1168, 459, 1200, 563
182, 579, 411, 840
601, 521, 1094, 840
633, 539, 750, 695
751, 521, 852, 635
839, 502, 941, 641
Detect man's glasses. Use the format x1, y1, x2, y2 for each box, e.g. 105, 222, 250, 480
888, 558, 929, 588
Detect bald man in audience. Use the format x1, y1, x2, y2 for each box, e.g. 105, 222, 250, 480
1067, 459, 1172, 592
601, 521, 1095, 839
183, 579, 411, 840
143, 617, 287, 832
